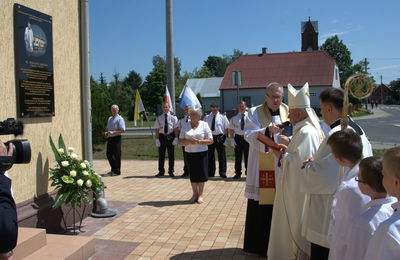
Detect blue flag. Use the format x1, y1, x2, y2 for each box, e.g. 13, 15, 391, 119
179, 84, 202, 109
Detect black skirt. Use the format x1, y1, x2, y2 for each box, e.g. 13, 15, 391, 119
186, 151, 208, 183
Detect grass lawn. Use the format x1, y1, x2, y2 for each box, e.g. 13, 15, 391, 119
93, 135, 236, 160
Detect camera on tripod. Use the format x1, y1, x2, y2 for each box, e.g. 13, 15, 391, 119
0, 118, 31, 173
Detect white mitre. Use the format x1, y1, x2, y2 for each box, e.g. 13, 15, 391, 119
288, 82, 310, 109
288, 82, 325, 141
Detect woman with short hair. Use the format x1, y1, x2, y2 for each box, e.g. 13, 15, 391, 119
178, 107, 213, 203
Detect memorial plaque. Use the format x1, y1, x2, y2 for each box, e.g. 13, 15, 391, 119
14, 4, 54, 118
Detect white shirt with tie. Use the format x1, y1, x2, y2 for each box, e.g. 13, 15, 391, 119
229, 111, 248, 136
204, 112, 229, 135
154, 112, 178, 135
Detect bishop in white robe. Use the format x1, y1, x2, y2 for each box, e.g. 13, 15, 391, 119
268, 83, 324, 260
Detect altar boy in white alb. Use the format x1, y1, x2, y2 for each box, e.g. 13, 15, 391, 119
267, 83, 324, 260
364, 147, 400, 260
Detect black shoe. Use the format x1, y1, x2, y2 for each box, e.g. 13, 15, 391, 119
169, 172, 175, 177
232, 175, 241, 179
155, 172, 164, 177
111, 172, 121, 176
180, 173, 189, 177
220, 174, 227, 178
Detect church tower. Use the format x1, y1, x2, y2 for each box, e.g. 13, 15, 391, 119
301, 17, 318, 51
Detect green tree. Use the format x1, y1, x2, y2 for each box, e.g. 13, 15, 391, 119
196, 93, 203, 107
223, 48, 244, 65
123, 70, 142, 90
90, 76, 111, 145
390, 78, 400, 103
122, 70, 143, 120
108, 72, 122, 102
141, 57, 167, 112
191, 66, 214, 78
320, 35, 353, 86
99, 72, 107, 85
204, 56, 228, 77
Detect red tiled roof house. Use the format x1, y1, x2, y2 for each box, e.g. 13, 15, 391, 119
219, 50, 340, 111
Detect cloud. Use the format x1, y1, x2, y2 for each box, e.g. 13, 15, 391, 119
319, 30, 352, 42
370, 64, 400, 71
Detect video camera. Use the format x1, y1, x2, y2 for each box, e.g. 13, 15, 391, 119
0, 118, 31, 173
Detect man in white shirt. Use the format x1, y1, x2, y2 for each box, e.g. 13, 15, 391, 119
301, 88, 372, 260
105, 104, 126, 176
177, 105, 191, 177
229, 101, 250, 179
268, 83, 324, 260
154, 102, 178, 177
204, 103, 229, 178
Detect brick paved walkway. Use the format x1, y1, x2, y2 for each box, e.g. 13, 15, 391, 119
85, 159, 265, 259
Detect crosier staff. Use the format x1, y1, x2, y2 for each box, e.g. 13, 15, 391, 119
341, 73, 374, 130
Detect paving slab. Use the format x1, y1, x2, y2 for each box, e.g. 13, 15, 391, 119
76, 159, 264, 259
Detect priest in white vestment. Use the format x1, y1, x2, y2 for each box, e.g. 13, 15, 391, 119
267, 83, 324, 260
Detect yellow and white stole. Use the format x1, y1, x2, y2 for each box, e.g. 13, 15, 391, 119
256, 102, 289, 205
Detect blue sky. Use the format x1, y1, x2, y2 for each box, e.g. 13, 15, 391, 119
90, 0, 400, 84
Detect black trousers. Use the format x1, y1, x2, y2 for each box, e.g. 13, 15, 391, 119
106, 135, 122, 174
208, 135, 226, 177
158, 134, 174, 174
311, 243, 329, 260
182, 147, 189, 175
234, 135, 249, 176
243, 199, 273, 256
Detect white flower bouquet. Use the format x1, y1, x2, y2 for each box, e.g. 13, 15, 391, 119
49, 134, 105, 209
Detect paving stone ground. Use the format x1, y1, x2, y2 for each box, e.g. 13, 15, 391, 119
81, 159, 265, 259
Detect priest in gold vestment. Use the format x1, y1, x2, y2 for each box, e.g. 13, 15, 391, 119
243, 82, 289, 256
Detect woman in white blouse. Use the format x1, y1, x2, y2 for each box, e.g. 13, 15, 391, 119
178, 107, 213, 203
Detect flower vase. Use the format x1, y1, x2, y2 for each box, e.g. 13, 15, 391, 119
60, 204, 87, 235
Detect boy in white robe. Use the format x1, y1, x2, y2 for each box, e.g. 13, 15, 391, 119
343, 156, 395, 260
364, 147, 400, 260
326, 130, 370, 260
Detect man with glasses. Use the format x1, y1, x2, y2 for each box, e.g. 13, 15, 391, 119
243, 82, 289, 256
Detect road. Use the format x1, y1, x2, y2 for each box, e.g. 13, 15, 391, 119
354, 105, 400, 149
124, 127, 154, 136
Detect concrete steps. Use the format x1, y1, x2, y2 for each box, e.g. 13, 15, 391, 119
13, 227, 94, 260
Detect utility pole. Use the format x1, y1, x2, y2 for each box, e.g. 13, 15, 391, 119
364, 58, 368, 109
364, 58, 367, 73
232, 71, 242, 105
380, 74, 383, 104
166, 0, 175, 112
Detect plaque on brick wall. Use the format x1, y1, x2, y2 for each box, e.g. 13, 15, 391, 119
14, 4, 54, 118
